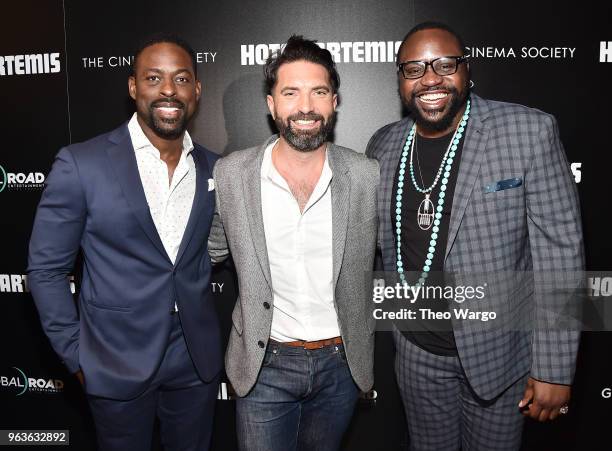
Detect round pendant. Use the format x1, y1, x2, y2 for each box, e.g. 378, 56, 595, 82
417, 194, 435, 230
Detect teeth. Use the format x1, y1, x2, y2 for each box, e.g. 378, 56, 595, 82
419, 93, 448, 101
157, 107, 179, 112
294, 120, 315, 125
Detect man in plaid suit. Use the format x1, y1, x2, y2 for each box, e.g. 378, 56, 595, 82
366, 22, 584, 450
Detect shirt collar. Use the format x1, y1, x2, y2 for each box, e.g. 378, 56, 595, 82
261, 138, 280, 183
127, 112, 194, 157
261, 138, 333, 190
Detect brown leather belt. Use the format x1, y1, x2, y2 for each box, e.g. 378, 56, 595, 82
280, 336, 342, 350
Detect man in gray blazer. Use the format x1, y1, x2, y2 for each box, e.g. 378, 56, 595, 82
209, 36, 378, 451
366, 22, 584, 450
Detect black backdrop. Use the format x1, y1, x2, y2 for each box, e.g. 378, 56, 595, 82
1, 0, 611, 449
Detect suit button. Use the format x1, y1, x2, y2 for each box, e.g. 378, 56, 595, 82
258, 341, 265, 348
263, 302, 270, 309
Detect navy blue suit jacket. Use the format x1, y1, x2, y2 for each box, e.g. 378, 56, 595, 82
27, 123, 222, 400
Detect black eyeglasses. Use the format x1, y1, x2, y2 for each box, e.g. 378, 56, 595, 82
397, 56, 468, 79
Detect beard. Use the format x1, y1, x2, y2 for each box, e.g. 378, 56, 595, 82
406, 85, 469, 132
274, 111, 336, 152
141, 98, 189, 140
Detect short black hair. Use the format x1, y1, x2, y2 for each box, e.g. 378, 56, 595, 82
264, 35, 340, 95
132, 32, 198, 77
397, 21, 467, 63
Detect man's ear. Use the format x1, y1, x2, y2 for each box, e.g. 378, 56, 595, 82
196, 79, 202, 102
128, 76, 136, 100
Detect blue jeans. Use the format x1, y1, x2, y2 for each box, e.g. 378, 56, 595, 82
236, 340, 359, 451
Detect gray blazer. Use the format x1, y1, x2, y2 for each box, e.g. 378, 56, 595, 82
209, 136, 379, 397
367, 94, 585, 400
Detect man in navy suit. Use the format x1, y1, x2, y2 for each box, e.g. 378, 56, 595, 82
27, 34, 221, 451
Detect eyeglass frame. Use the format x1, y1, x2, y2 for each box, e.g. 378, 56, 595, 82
397, 55, 469, 80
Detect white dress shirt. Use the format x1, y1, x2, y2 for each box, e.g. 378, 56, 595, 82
127, 113, 195, 265
261, 140, 340, 342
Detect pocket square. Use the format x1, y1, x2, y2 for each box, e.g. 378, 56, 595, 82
208, 178, 215, 191
484, 177, 522, 193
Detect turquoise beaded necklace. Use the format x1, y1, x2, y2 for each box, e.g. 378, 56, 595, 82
395, 99, 471, 286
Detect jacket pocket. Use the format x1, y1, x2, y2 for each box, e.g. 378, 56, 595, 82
85, 298, 132, 312
483, 177, 522, 193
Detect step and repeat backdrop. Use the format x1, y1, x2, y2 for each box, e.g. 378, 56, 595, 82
1, 0, 611, 449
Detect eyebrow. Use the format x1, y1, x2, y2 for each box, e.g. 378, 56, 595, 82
280, 85, 331, 92
143, 67, 193, 75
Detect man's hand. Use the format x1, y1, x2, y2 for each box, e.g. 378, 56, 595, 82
518, 377, 570, 421
75, 370, 84, 386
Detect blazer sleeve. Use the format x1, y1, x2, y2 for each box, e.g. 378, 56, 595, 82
525, 114, 585, 384
208, 162, 230, 264
27, 147, 86, 374
365, 127, 383, 160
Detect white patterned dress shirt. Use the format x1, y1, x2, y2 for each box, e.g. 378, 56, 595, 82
261, 140, 340, 342
127, 113, 196, 265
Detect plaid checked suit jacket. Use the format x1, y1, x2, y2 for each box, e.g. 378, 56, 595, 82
366, 94, 584, 400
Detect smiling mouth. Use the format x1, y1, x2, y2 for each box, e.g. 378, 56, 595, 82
290, 118, 320, 130
153, 105, 184, 120
417, 92, 449, 104
156, 106, 181, 112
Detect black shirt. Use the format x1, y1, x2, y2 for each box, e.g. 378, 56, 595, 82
391, 129, 464, 356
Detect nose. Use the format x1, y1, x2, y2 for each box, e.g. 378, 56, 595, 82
159, 77, 177, 98
297, 92, 313, 113
419, 65, 443, 87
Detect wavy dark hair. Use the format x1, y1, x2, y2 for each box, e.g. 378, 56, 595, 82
264, 35, 340, 95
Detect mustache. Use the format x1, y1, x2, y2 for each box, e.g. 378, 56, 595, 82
150, 98, 185, 109
286, 112, 325, 123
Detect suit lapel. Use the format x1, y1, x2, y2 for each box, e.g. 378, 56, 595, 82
244, 138, 352, 289
175, 148, 211, 266
242, 139, 273, 289
444, 95, 490, 263
106, 125, 171, 263
379, 117, 413, 271
328, 144, 350, 288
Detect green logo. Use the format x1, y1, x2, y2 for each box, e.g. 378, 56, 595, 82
0, 165, 6, 193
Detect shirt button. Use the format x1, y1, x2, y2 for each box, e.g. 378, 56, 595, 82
263, 302, 270, 309
257, 340, 265, 348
